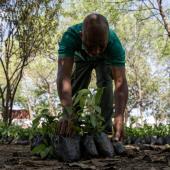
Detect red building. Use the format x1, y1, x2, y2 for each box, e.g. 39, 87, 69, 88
12, 109, 30, 120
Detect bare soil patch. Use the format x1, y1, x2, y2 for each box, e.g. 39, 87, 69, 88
0, 144, 169, 170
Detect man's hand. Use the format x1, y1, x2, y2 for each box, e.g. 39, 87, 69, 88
58, 117, 74, 137
58, 106, 75, 137
57, 58, 75, 137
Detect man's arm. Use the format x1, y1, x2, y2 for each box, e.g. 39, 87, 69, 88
112, 66, 128, 141
57, 58, 74, 114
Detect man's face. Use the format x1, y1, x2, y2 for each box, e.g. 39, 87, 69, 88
81, 30, 108, 57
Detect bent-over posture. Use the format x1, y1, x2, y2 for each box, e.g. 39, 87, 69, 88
57, 13, 128, 141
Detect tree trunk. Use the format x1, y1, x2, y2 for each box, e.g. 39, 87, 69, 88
27, 99, 34, 120
47, 84, 56, 116
137, 80, 143, 126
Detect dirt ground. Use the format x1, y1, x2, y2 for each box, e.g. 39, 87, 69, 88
0, 144, 170, 170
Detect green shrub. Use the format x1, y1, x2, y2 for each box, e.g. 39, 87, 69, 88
125, 124, 170, 137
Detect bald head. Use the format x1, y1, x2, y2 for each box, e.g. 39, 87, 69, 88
83, 13, 109, 32
82, 13, 109, 56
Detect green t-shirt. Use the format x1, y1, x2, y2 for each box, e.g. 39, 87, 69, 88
58, 23, 125, 66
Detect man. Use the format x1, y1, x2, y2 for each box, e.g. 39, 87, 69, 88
57, 13, 128, 142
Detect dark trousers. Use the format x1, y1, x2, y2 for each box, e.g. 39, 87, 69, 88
71, 60, 114, 132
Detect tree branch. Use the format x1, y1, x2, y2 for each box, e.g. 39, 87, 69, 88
157, 0, 170, 37
142, 0, 164, 26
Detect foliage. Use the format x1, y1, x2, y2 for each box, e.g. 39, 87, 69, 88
59, 0, 170, 124
32, 112, 59, 136
0, 121, 31, 140
30, 88, 106, 158
31, 143, 53, 159
0, 0, 62, 125
73, 88, 105, 135
30, 112, 59, 159
0, 0, 169, 128
31, 88, 105, 136
125, 124, 170, 137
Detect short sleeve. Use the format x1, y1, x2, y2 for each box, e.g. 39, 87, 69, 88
58, 28, 77, 58
106, 30, 125, 67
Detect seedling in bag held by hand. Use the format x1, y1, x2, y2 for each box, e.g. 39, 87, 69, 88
52, 107, 81, 162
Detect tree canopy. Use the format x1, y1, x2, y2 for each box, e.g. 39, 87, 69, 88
0, 0, 169, 125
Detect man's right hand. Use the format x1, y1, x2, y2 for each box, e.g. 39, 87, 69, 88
58, 117, 74, 137
58, 106, 75, 137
